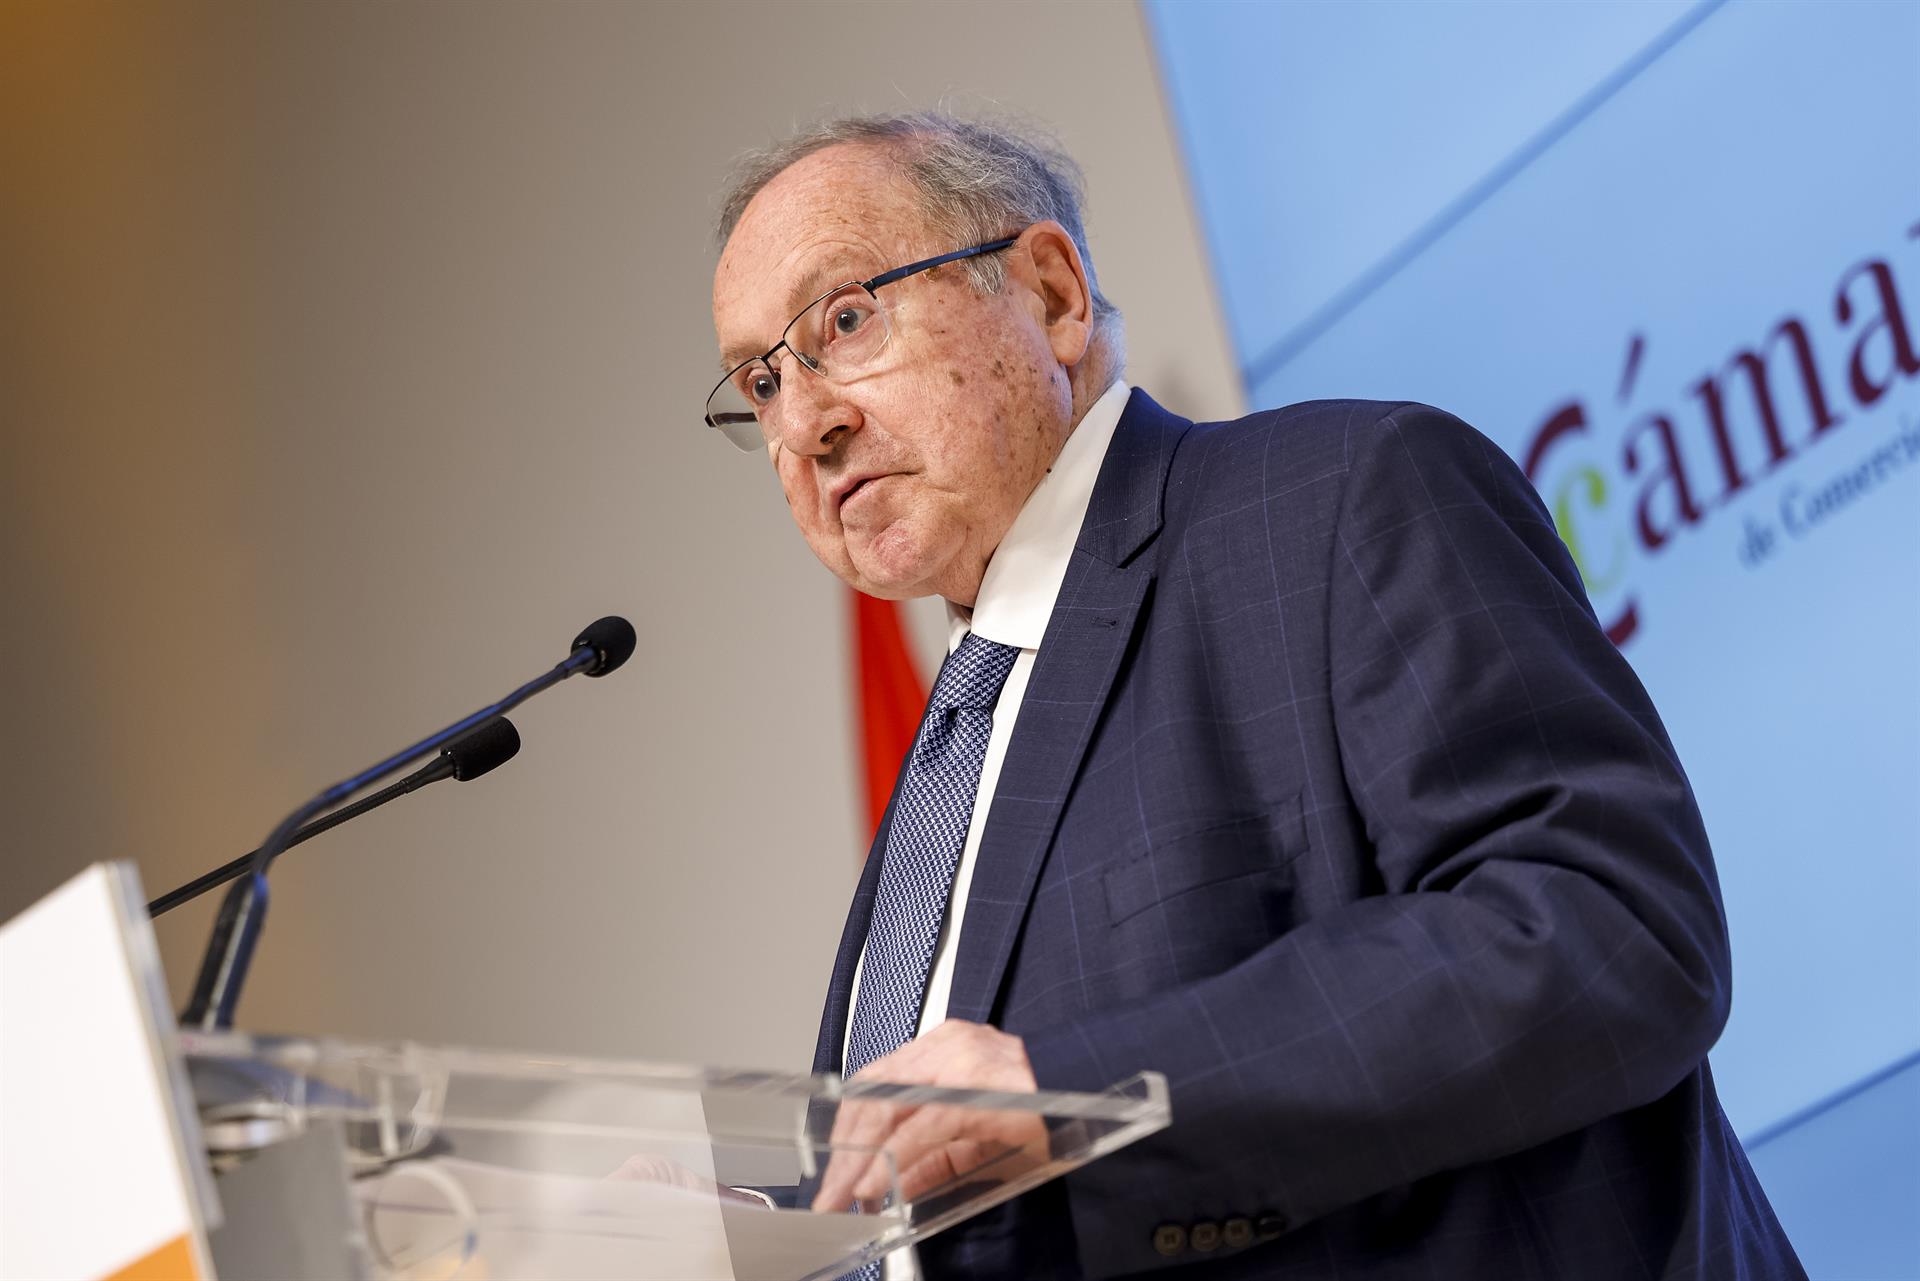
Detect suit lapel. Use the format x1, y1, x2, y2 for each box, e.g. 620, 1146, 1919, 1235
945, 389, 1191, 1025
810, 788, 896, 1075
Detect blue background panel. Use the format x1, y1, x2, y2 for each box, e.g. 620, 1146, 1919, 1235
1146, 0, 1920, 1273
1144, 0, 1697, 366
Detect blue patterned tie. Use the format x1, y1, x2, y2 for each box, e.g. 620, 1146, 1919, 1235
844, 631, 1021, 1080
839, 632, 1018, 1280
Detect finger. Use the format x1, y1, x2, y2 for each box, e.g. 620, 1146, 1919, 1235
827, 1089, 910, 1152
890, 1137, 1038, 1204
849, 1102, 1021, 1203
815, 1141, 901, 1212
812, 1142, 883, 1213
814, 1097, 919, 1211
892, 1142, 966, 1205
814, 1032, 966, 1210
816, 1078, 897, 1212
858, 1105, 1050, 1204
814, 1022, 1028, 1210
829, 1099, 973, 1210
845, 1100, 963, 1202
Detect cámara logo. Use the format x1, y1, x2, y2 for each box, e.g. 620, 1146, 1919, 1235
1522, 220, 1920, 647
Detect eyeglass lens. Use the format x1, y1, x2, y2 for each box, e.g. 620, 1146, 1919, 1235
706, 282, 892, 450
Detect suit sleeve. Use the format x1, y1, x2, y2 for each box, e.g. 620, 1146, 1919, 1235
1021, 404, 1732, 1277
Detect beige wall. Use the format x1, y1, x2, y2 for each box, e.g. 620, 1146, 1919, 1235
0, 1, 1241, 1070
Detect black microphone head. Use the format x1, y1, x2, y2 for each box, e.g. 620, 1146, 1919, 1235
444, 716, 521, 781
572, 615, 636, 677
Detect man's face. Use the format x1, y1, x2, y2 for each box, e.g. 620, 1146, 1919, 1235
712, 144, 1078, 605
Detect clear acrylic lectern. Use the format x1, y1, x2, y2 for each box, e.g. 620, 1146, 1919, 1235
182, 1029, 1170, 1280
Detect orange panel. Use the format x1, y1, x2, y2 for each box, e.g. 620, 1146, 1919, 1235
104, 1234, 200, 1281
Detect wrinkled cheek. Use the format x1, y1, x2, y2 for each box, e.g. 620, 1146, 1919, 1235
774, 486, 847, 575
800, 516, 852, 572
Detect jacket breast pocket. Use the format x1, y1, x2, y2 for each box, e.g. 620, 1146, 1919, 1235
1100, 794, 1307, 982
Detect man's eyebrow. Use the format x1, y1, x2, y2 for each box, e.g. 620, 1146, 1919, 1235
783, 259, 861, 316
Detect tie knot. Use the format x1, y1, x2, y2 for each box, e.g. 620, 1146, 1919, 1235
929, 631, 1020, 713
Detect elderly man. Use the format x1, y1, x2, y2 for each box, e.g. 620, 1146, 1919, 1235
707, 114, 1802, 1280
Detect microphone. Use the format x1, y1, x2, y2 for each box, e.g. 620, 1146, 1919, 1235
180, 616, 634, 1030
573, 615, 637, 678
147, 717, 521, 918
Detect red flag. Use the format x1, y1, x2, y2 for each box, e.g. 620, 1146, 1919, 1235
850, 589, 928, 846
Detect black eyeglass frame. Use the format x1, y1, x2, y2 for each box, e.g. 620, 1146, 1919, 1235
704, 235, 1021, 438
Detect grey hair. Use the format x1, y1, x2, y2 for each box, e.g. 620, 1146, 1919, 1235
716, 111, 1124, 379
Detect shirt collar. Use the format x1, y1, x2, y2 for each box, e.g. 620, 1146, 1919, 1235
946, 379, 1132, 653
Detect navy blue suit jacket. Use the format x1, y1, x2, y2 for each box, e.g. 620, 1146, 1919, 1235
813, 392, 1803, 1280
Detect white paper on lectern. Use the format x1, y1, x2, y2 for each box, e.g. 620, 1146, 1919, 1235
356, 1155, 892, 1281
0, 862, 218, 1280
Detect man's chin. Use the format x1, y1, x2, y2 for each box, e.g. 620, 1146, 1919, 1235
842, 531, 941, 601
845, 563, 935, 601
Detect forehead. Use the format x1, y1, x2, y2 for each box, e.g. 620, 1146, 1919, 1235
713, 144, 930, 349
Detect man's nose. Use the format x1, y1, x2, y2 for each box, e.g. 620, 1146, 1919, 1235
772, 371, 860, 457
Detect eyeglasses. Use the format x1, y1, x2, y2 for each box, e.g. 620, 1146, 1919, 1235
704, 236, 1019, 451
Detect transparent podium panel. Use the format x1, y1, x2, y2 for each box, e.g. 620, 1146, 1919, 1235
180, 1030, 1170, 1281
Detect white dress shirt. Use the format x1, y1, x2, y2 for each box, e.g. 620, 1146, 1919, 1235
844, 378, 1131, 1056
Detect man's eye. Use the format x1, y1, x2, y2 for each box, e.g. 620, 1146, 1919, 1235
826, 299, 876, 340
747, 371, 779, 404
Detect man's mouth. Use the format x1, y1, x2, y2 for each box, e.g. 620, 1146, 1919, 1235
835, 472, 890, 511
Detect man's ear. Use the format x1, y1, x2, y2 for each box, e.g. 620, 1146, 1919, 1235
1013, 220, 1094, 368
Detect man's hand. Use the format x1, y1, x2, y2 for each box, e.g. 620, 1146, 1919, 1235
811, 1020, 1045, 1212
